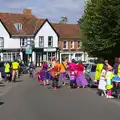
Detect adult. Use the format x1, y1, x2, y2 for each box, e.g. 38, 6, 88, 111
59, 58, 67, 86
40, 61, 48, 86
113, 57, 119, 76
11, 59, 19, 81
95, 59, 104, 84
68, 59, 76, 87
76, 60, 88, 88
4, 61, 10, 81
48, 57, 60, 90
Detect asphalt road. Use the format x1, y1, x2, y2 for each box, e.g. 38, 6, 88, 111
0, 75, 120, 120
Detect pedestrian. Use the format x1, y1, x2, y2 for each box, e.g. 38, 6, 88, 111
40, 61, 49, 86
98, 65, 107, 96
59, 58, 67, 86
95, 59, 104, 84
106, 66, 114, 98
113, 57, 119, 76
68, 59, 77, 88
76, 60, 88, 88
4, 61, 10, 81
48, 57, 60, 91
45, 59, 52, 82
29, 62, 34, 78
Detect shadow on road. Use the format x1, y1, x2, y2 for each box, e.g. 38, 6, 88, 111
0, 101, 4, 105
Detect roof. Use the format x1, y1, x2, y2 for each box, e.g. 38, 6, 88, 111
0, 12, 45, 36
0, 12, 81, 38
52, 23, 81, 39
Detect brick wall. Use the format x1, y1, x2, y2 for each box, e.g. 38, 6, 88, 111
58, 39, 81, 51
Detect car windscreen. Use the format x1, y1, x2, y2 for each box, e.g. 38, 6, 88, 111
91, 65, 96, 72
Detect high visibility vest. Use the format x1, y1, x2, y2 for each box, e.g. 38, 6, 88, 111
4, 63, 10, 73
12, 62, 19, 69
118, 64, 120, 77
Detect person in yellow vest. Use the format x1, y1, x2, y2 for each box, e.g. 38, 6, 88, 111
95, 59, 104, 84
11, 59, 20, 81
117, 58, 120, 77
4, 61, 10, 81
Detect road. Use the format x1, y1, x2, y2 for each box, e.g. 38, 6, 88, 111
0, 75, 120, 120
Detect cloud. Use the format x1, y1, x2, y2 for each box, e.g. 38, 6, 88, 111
0, 0, 85, 23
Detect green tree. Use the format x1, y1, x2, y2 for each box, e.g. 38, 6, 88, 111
59, 16, 68, 24
80, 0, 120, 59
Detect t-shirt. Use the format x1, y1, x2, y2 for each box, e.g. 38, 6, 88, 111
60, 62, 67, 73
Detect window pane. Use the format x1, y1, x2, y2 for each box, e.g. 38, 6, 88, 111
39, 36, 44, 47
48, 36, 53, 47
63, 41, 67, 48
0, 37, 3, 47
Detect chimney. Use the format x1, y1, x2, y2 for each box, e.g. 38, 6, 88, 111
23, 8, 32, 15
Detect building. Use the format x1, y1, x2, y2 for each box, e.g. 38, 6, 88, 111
53, 23, 85, 62
0, 8, 85, 66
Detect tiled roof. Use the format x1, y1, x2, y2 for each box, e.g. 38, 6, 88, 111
52, 23, 81, 39
0, 12, 45, 36
0, 12, 81, 38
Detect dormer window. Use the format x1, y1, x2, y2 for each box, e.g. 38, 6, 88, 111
14, 23, 22, 31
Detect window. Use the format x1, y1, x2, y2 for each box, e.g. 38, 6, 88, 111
63, 40, 68, 49
0, 37, 4, 47
20, 38, 27, 47
39, 36, 44, 47
48, 36, 53, 47
78, 40, 81, 48
71, 40, 74, 48
14, 23, 22, 31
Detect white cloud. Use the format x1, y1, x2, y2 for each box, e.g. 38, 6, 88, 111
0, 0, 85, 23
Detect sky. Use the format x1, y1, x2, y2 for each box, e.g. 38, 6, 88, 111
0, 0, 85, 23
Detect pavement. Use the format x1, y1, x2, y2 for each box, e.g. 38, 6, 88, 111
0, 75, 120, 120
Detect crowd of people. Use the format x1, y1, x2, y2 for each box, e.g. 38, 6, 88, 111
95, 58, 120, 99
36, 57, 88, 91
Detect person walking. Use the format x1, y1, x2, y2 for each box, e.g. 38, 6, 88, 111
59, 58, 67, 86
106, 66, 114, 98
48, 57, 60, 90
4, 61, 10, 81
98, 65, 107, 96
11, 59, 19, 82
68, 59, 77, 88
95, 59, 104, 84
76, 60, 88, 88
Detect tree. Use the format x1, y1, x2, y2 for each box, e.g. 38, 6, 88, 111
59, 16, 68, 24
80, 0, 120, 59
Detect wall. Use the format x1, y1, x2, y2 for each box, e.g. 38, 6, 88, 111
35, 21, 58, 48
0, 22, 20, 49
59, 39, 81, 51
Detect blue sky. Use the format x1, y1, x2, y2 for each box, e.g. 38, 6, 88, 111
1, 0, 85, 23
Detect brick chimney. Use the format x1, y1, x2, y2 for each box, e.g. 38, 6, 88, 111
23, 8, 32, 15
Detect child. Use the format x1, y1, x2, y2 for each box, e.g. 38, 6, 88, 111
106, 66, 114, 98
98, 65, 107, 96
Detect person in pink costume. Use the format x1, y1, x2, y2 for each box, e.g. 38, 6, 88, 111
68, 59, 77, 87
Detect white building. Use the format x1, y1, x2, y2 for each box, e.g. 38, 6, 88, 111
0, 8, 90, 66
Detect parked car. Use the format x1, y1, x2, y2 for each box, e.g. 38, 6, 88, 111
85, 64, 97, 87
